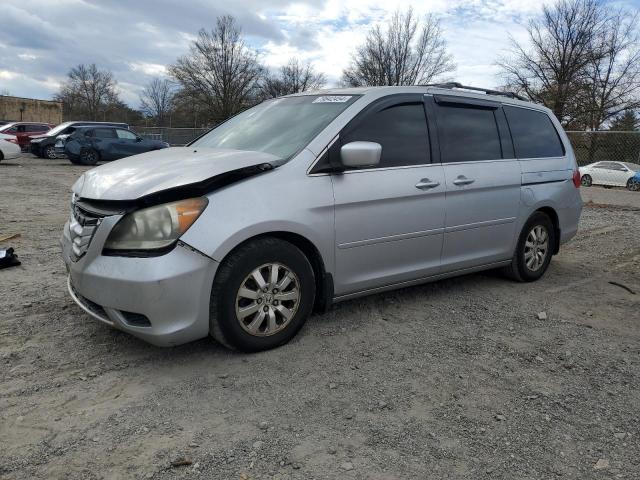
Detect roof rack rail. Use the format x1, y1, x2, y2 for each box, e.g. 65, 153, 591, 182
421, 82, 527, 102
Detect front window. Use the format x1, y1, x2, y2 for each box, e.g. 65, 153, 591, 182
190, 95, 359, 161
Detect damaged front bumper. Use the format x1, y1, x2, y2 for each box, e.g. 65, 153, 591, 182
61, 214, 218, 347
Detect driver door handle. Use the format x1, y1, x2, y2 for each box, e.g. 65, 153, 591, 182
453, 175, 475, 186
415, 178, 440, 190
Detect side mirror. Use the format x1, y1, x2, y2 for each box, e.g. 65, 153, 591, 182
340, 141, 382, 168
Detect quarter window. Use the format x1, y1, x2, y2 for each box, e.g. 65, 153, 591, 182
341, 103, 430, 168
116, 129, 137, 140
435, 105, 502, 162
504, 106, 565, 158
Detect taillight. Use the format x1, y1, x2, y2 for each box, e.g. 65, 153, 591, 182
572, 170, 581, 188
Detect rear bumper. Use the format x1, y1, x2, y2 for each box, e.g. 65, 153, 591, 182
61, 218, 218, 346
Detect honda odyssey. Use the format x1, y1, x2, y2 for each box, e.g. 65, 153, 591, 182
61, 84, 582, 351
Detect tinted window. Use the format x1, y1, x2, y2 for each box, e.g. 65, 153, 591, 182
116, 129, 137, 140
436, 105, 502, 162
504, 106, 564, 158
94, 128, 116, 138
342, 103, 429, 168
26, 124, 45, 132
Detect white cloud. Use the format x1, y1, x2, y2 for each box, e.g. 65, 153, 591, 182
0, 0, 559, 101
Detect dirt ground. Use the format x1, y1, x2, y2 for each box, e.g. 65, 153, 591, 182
1, 155, 639, 480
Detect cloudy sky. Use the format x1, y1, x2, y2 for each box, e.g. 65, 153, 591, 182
1, 0, 638, 107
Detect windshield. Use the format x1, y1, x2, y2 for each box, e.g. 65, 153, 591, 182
190, 95, 359, 160
45, 122, 74, 137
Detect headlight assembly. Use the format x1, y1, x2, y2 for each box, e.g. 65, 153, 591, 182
103, 197, 208, 252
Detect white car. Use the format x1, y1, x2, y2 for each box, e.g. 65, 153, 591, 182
579, 161, 640, 191
0, 132, 21, 162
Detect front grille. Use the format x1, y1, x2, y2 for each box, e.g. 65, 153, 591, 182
69, 202, 103, 261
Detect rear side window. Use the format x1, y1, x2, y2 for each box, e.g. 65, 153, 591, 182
436, 105, 502, 162
504, 106, 565, 158
94, 128, 116, 138
342, 103, 430, 168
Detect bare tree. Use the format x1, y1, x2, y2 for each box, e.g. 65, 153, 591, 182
342, 8, 455, 87
261, 58, 326, 98
55, 64, 119, 120
581, 10, 640, 130
498, 0, 604, 126
169, 16, 264, 122
139, 78, 175, 126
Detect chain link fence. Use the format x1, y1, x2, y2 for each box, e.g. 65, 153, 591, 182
566, 131, 640, 167
132, 127, 209, 146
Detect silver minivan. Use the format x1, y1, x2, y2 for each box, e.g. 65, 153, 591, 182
61, 84, 582, 351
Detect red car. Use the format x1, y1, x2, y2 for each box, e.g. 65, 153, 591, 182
0, 122, 54, 151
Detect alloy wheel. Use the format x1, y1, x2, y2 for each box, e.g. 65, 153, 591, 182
235, 263, 300, 337
581, 175, 592, 187
524, 225, 549, 272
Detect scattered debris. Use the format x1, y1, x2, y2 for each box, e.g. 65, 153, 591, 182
0, 233, 20, 243
495, 414, 507, 422
593, 458, 609, 470
170, 457, 193, 467
608, 281, 636, 295
537, 312, 548, 320
340, 462, 354, 471
0, 247, 21, 270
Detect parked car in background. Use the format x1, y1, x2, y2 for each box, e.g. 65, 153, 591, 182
579, 161, 640, 191
0, 132, 21, 162
30, 121, 129, 159
57, 126, 169, 165
0, 122, 53, 151
62, 85, 582, 351
0, 120, 11, 126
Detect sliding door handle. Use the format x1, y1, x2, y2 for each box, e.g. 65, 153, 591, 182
453, 175, 475, 186
415, 179, 440, 190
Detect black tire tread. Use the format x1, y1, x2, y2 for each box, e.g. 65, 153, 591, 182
504, 211, 555, 283
209, 237, 315, 351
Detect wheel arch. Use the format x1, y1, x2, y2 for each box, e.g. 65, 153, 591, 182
535, 206, 561, 255
214, 231, 333, 314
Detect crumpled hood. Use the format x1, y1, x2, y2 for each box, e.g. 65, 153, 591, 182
72, 147, 281, 201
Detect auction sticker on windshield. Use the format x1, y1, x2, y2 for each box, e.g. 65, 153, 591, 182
312, 96, 353, 103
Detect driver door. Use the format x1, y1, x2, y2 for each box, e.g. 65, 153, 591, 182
330, 95, 446, 297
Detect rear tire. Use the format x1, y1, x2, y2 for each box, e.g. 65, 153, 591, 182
504, 212, 555, 282
78, 148, 99, 166
209, 237, 316, 352
581, 174, 592, 187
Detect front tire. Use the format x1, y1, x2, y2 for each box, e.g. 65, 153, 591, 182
581, 174, 592, 187
44, 145, 57, 159
504, 212, 555, 282
627, 178, 640, 192
209, 237, 316, 352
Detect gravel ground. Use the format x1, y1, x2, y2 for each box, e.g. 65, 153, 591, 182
1, 155, 639, 480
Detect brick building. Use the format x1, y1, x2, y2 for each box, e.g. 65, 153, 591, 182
0, 95, 63, 124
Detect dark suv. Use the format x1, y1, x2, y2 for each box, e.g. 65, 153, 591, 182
30, 121, 128, 159
58, 126, 169, 165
